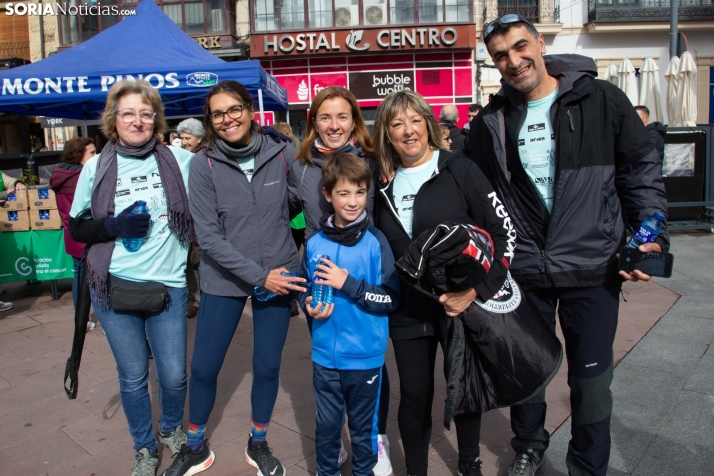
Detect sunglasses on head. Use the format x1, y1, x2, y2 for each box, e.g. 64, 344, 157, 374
483, 13, 537, 43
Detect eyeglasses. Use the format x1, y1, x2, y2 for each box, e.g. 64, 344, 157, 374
483, 13, 537, 44
116, 110, 156, 124
210, 105, 247, 124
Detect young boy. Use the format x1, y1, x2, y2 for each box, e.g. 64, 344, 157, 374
300, 153, 400, 476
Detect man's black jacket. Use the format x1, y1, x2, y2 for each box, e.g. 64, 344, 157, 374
465, 54, 669, 290
646, 121, 666, 164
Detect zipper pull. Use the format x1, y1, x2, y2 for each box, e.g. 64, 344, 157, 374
567, 110, 575, 132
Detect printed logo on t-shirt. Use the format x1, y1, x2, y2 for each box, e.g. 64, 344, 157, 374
518, 139, 525, 146
474, 271, 521, 313
116, 179, 122, 186
131, 176, 147, 183
151, 172, 160, 178
534, 177, 554, 184
401, 194, 416, 201
243, 169, 254, 177
401, 206, 413, 212
116, 189, 130, 197
527, 123, 545, 132
135, 186, 148, 192
153, 183, 163, 188
530, 136, 546, 143
158, 212, 168, 221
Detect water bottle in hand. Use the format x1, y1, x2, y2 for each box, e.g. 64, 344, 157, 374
626, 211, 665, 249
254, 272, 299, 301
122, 200, 149, 252
311, 255, 334, 311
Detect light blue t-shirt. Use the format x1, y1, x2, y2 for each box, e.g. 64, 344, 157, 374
518, 88, 558, 212
70, 146, 194, 287
392, 150, 440, 238
236, 155, 255, 182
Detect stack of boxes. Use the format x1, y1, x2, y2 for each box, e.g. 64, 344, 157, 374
1, 187, 62, 231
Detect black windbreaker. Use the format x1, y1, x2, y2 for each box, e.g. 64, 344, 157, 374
466, 54, 669, 291
375, 150, 515, 340
395, 222, 562, 426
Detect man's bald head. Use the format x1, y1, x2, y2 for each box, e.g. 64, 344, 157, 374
439, 104, 459, 124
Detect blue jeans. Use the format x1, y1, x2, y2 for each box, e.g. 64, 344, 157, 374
71, 257, 84, 310
91, 280, 188, 452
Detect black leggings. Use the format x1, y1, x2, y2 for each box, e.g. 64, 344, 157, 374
393, 336, 481, 476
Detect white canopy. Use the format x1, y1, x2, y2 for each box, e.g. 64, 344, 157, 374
638, 58, 663, 123
604, 64, 619, 86
665, 56, 681, 126
677, 51, 698, 127
617, 58, 639, 106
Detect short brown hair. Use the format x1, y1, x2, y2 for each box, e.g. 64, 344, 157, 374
60, 137, 95, 165
297, 87, 374, 164
100, 79, 166, 144
322, 153, 372, 195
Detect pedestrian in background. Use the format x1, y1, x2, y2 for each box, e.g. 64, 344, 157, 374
163, 80, 307, 476
68, 79, 194, 476
50, 137, 96, 324
439, 124, 452, 150
470, 15, 668, 476
463, 104, 483, 133
290, 86, 394, 476
635, 105, 665, 164
176, 117, 205, 318
438, 104, 466, 150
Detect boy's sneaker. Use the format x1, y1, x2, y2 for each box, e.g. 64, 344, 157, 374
457, 457, 483, 476
158, 425, 188, 456
338, 439, 348, 465
161, 444, 215, 476
132, 448, 160, 476
245, 436, 285, 476
373, 434, 393, 476
0, 301, 13, 312
505, 448, 545, 476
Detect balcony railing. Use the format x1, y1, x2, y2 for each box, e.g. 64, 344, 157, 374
483, 1, 561, 25
588, 0, 714, 23
0, 41, 30, 61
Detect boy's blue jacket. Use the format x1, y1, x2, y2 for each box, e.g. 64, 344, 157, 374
299, 214, 400, 370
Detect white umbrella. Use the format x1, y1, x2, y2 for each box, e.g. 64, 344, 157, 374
617, 58, 639, 105
604, 64, 619, 86
665, 56, 680, 126
677, 51, 697, 127
638, 57, 663, 123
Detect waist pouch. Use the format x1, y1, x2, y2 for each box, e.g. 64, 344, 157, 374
109, 275, 169, 313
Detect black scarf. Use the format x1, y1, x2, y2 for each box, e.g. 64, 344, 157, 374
319, 211, 370, 246
86, 138, 193, 309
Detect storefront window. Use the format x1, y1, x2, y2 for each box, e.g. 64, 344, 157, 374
310, 0, 334, 28
59, 0, 228, 46
253, 0, 470, 31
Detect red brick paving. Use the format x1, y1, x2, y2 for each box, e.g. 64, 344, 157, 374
0, 279, 677, 475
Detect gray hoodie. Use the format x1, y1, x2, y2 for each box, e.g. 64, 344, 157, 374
189, 135, 300, 297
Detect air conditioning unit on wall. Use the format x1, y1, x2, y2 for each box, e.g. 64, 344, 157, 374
335, 5, 360, 27
363, 3, 387, 26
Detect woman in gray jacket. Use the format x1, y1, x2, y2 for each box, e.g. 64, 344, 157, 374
163, 80, 306, 476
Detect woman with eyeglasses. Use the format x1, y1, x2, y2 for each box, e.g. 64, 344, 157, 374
68, 80, 194, 476
161, 80, 307, 476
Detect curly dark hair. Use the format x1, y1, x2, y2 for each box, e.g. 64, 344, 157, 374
60, 137, 95, 165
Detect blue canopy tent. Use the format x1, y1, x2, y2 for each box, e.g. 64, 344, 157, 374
0, 0, 287, 121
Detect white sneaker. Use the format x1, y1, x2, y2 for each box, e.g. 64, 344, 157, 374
86, 321, 96, 332
338, 439, 348, 465
373, 434, 393, 476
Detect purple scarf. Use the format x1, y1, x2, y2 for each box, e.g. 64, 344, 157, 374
86, 138, 193, 309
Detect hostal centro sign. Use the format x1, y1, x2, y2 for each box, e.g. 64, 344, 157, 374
250, 24, 475, 57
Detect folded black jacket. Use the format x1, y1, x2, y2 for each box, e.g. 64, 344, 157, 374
396, 222, 562, 426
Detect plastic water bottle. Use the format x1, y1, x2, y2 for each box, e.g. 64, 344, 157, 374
626, 211, 665, 249
122, 200, 148, 252
254, 272, 299, 301
311, 254, 334, 310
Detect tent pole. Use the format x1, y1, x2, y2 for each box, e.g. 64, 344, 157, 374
258, 89, 265, 126
287, 110, 290, 123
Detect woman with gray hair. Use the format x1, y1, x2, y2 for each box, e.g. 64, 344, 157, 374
177, 118, 204, 153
